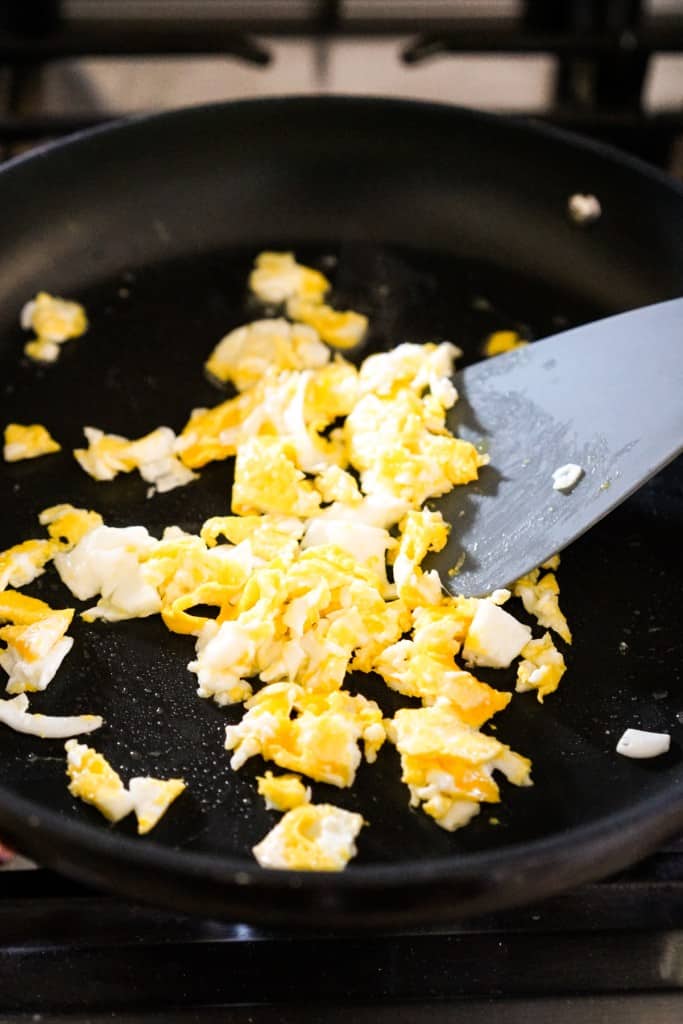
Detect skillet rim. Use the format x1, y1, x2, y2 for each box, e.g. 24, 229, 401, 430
0, 94, 682, 917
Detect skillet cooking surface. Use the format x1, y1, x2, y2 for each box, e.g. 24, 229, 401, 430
0, 98, 682, 926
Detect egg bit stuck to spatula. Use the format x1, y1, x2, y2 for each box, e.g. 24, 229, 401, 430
431, 297, 683, 598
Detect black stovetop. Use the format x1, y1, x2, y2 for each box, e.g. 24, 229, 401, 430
4, 837, 683, 1021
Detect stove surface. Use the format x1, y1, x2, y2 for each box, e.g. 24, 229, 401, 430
3, 837, 683, 1020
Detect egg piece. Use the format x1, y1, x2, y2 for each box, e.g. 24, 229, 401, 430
249, 252, 330, 306
22, 292, 87, 342
304, 360, 360, 426
38, 504, 104, 549
516, 632, 567, 702
0, 590, 55, 626
257, 771, 312, 812
512, 568, 572, 644
189, 617, 275, 705
24, 338, 61, 363
483, 331, 528, 357
202, 514, 303, 565
387, 704, 532, 831
205, 318, 329, 390
358, 341, 461, 405
0, 538, 57, 592
253, 803, 364, 871
279, 370, 347, 473
21, 292, 87, 362
128, 776, 186, 835
178, 361, 358, 474
186, 541, 394, 703
161, 578, 245, 638
616, 728, 670, 759
257, 546, 409, 684
302, 520, 394, 589
345, 390, 487, 507
54, 525, 161, 622
65, 740, 135, 823
199, 369, 349, 479
201, 514, 304, 548
391, 508, 450, 608
126, 426, 198, 495
224, 682, 385, 787
463, 601, 532, 670
375, 640, 510, 727
232, 436, 322, 518
541, 554, 561, 571
374, 604, 511, 728
314, 492, 411, 531
175, 383, 266, 469
74, 426, 197, 494
0, 608, 74, 694
144, 529, 255, 637
3, 423, 61, 462
0, 694, 102, 738
143, 528, 227, 611
73, 427, 137, 481
314, 466, 362, 506
287, 298, 368, 350
568, 193, 601, 225
552, 463, 584, 494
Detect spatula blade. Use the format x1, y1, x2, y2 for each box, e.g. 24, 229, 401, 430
433, 298, 683, 597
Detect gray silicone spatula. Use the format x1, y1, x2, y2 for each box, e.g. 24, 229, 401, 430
433, 297, 683, 597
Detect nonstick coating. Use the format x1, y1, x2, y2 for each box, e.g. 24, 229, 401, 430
0, 98, 682, 927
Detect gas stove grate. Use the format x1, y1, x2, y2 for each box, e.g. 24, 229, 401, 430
3, 844, 683, 1018
0, 0, 682, 169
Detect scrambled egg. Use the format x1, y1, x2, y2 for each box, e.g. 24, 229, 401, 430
512, 567, 572, 644
286, 298, 368, 350
39, 504, 104, 548
0, 605, 74, 695
0, 506, 99, 593
4, 251, 576, 862
232, 436, 323, 517
0, 591, 76, 695
391, 508, 449, 607
74, 425, 197, 495
65, 740, 185, 832
358, 342, 460, 405
483, 330, 528, 357
0, 508, 109, 697
4, 423, 61, 462
253, 803, 364, 870
128, 777, 187, 835
54, 524, 161, 622
374, 605, 511, 729
65, 740, 134, 823
516, 632, 566, 702
387, 704, 532, 831
345, 347, 487, 506
257, 771, 311, 811
205, 318, 329, 389
0, 693, 101, 739
463, 600, 531, 669
249, 252, 367, 350
249, 252, 330, 306
224, 683, 385, 787
21, 292, 87, 362
0, 539, 55, 592
177, 362, 354, 474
